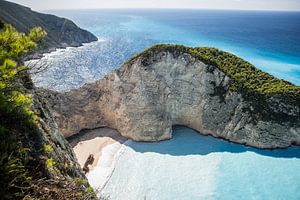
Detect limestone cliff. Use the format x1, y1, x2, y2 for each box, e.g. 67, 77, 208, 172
38, 44, 300, 149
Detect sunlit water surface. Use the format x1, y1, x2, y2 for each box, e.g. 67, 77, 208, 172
29, 9, 300, 91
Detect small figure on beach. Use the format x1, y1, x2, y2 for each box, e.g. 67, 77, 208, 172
83, 154, 95, 174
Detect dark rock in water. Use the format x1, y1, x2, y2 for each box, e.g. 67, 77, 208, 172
37, 44, 300, 149
0, 0, 98, 58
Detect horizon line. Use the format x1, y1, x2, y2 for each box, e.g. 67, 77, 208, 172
41, 7, 300, 12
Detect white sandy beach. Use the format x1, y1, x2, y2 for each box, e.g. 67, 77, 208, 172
68, 128, 128, 194
69, 127, 126, 169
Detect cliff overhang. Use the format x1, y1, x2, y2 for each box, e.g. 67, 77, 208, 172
38, 44, 300, 149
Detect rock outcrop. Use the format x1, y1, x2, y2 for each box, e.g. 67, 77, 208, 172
9, 85, 97, 199
32, 92, 83, 176
38, 45, 300, 149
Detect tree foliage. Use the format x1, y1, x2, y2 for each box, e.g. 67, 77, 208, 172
0, 23, 46, 199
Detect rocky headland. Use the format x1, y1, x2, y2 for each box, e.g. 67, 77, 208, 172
0, 0, 97, 59
37, 44, 300, 149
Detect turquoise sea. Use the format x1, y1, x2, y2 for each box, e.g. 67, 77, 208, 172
32, 9, 300, 91
33, 9, 300, 199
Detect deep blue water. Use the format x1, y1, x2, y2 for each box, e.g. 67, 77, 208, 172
31, 9, 300, 90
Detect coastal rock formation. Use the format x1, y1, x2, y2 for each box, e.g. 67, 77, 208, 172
38, 45, 300, 149
0, 0, 97, 57
32, 91, 91, 183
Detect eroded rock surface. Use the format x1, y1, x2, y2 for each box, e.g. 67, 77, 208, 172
37, 47, 300, 149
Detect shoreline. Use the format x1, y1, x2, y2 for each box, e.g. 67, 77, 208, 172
68, 127, 128, 194
25, 38, 105, 61
88, 140, 132, 195
69, 127, 127, 169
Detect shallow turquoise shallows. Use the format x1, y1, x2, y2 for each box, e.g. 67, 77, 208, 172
100, 126, 300, 200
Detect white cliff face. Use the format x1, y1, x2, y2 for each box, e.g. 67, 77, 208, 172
38, 49, 300, 149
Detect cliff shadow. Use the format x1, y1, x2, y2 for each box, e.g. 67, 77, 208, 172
67, 127, 127, 147
125, 126, 300, 159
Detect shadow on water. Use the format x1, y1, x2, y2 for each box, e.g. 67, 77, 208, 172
126, 126, 300, 159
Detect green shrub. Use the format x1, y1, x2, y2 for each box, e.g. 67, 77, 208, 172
189, 47, 299, 98
86, 186, 94, 194
128, 44, 300, 123
0, 24, 46, 199
43, 144, 53, 154
46, 158, 55, 168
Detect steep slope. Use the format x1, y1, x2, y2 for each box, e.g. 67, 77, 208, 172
38, 44, 300, 149
0, 22, 97, 199
29, 91, 97, 199
0, 0, 97, 54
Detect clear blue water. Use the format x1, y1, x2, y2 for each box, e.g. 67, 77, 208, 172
32, 9, 300, 91
100, 126, 300, 200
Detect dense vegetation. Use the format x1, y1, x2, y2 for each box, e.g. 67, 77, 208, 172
0, 21, 46, 199
0, 0, 97, 53
0, 22, 97, 199
127, 44, 300, 122
189, 47, 300, 97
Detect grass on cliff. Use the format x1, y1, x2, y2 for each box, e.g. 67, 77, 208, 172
127, 44, 300, 100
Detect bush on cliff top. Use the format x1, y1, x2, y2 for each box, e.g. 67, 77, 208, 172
126, 44, 300, 123
128, 44, 300, 100
190, 47, 299, 98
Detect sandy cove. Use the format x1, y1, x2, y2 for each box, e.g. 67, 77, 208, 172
68, 127, 127, 171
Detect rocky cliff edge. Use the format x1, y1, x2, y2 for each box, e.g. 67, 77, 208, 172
38, 44, 300, 149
